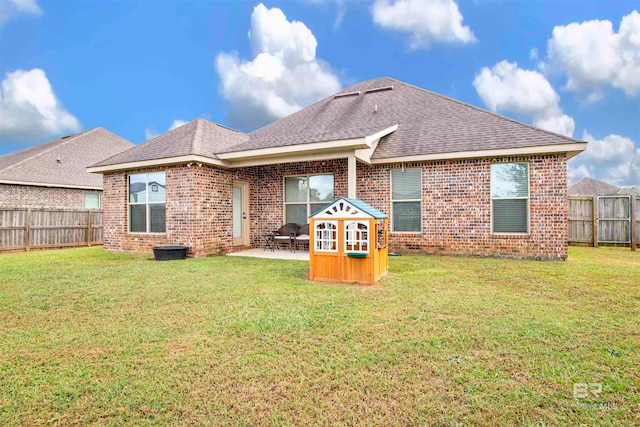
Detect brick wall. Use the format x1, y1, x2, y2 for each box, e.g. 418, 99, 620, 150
357, 154, 568, 260
0, 183, 101, 209
101, 154, 567, 260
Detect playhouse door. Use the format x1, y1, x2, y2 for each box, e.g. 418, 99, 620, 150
233, 181, 249, 246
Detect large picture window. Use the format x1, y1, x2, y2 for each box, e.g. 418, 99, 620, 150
391, 168, 421, 232
129, 171, 166, 233
491, 163, 529, 234
285, 174, 334, 225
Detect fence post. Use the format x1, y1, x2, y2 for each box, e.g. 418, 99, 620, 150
87, 209, 92, 247
591, 196, 598, 248
25, 208, 31, 252
631, 196, 637, 252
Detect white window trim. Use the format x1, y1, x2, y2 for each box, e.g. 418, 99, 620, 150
490, 162, 530, 235
314, 221, 338, 253
344, 221, 369, 254
128, 172, 166, 234
390, 168, 422, 234
284, 174, 334, 224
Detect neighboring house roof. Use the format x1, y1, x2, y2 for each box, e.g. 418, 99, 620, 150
89, 77, 587, 173
568, 177, 638, 196
0, 128, 134, 189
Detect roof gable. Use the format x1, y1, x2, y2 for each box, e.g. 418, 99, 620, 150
0, 128, 134, 189
92, 119, 249, 168
311, 197, 388, 219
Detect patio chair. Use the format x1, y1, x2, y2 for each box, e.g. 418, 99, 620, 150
272, 223, 299, 251
293, 224, 310, 251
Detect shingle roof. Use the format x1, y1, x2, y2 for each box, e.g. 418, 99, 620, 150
568, 177, 637, 196
92, 119, 249, 167
0, 128, 134, 189
243, 77, 581, 158
90, 77, 584, 170
310, 197, 388, 219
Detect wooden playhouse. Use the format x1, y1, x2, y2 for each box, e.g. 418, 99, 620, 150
309, 198, 388, 285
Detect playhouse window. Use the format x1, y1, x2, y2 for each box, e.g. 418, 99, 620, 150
491, 163, 529, 234
345, 221, 369, 253
128, 171, 166, 233
285, 174, 334, 224
391, 168, 421, 232
314, 221, 338, 252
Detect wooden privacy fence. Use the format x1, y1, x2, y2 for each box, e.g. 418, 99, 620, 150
568, 195, 638, 250
0, 207, 103, 252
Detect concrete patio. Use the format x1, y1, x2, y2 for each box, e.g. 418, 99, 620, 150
227, 248, 309, 261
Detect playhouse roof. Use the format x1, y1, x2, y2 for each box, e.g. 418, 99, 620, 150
310, 197, 388, 220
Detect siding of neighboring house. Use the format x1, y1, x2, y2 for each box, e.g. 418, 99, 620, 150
0, 183, 101, 209
102, 154, 567, 260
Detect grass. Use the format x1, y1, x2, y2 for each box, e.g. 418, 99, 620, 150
0, 246, 638, 426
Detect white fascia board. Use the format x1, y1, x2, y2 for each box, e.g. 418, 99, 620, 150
217, 137, 369, 161
356, 124, 400, 165
228, 151, 351, 168
87, 155, 229, 173
370, 142, 588, 164
364, 124, 398, 145
0, 179, 102, 190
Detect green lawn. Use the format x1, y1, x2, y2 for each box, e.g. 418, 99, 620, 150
1, 247, 638, 426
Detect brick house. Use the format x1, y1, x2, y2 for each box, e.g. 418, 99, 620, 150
89, 77, 586, 260
0, 128, 134, 209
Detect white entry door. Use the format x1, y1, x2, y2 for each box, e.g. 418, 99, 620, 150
233, 181, 249, 246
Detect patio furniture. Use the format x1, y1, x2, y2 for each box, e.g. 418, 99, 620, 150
263, 233, 277, 251
272, 223, 299, 252
294, 224, 310, 251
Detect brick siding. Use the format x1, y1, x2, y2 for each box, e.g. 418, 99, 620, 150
101, 154, 567, 260
0, 183, 101, 209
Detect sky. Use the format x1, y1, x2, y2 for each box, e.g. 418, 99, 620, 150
0, 0, 638, 189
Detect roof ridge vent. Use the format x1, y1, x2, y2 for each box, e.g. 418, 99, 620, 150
364, 85, 393, 94
333, 91, 361, 99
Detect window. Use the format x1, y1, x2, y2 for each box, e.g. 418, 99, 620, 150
129, 171, 166, 233
285, 174, 334, 224
491, 163, 529, 234
391, 168, 421, 232
85, 193, 100, 209
345, 221, 369, 254
314, 221, 337, 252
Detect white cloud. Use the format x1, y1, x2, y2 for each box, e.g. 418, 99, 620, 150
372, 0, 475, 49
0, 68, 81, 143
533, 115, 575, 138
566, 163, 590, 184
546, 10, 640, 100
169, 119, 187, 130
569, 130, 640, 189
144, 119, 188, 140
216, 3, 341, 131
0, 0, 42, 26
473, 60, 574, 137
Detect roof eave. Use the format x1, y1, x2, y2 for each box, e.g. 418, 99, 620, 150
87, 155, 229, 173
370, 142, 588, 164
0, 179, 102, 190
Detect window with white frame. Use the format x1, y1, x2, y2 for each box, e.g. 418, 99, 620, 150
491, 163, 529, 234
84, 193, 100, 209
345, 221, 369, 253
285, 174, 334, 224
391, 168, 421, 232
314, 221, 338, 252
129, 171, 166, 233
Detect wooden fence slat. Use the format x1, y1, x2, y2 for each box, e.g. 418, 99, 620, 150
0, 207, 103, 252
